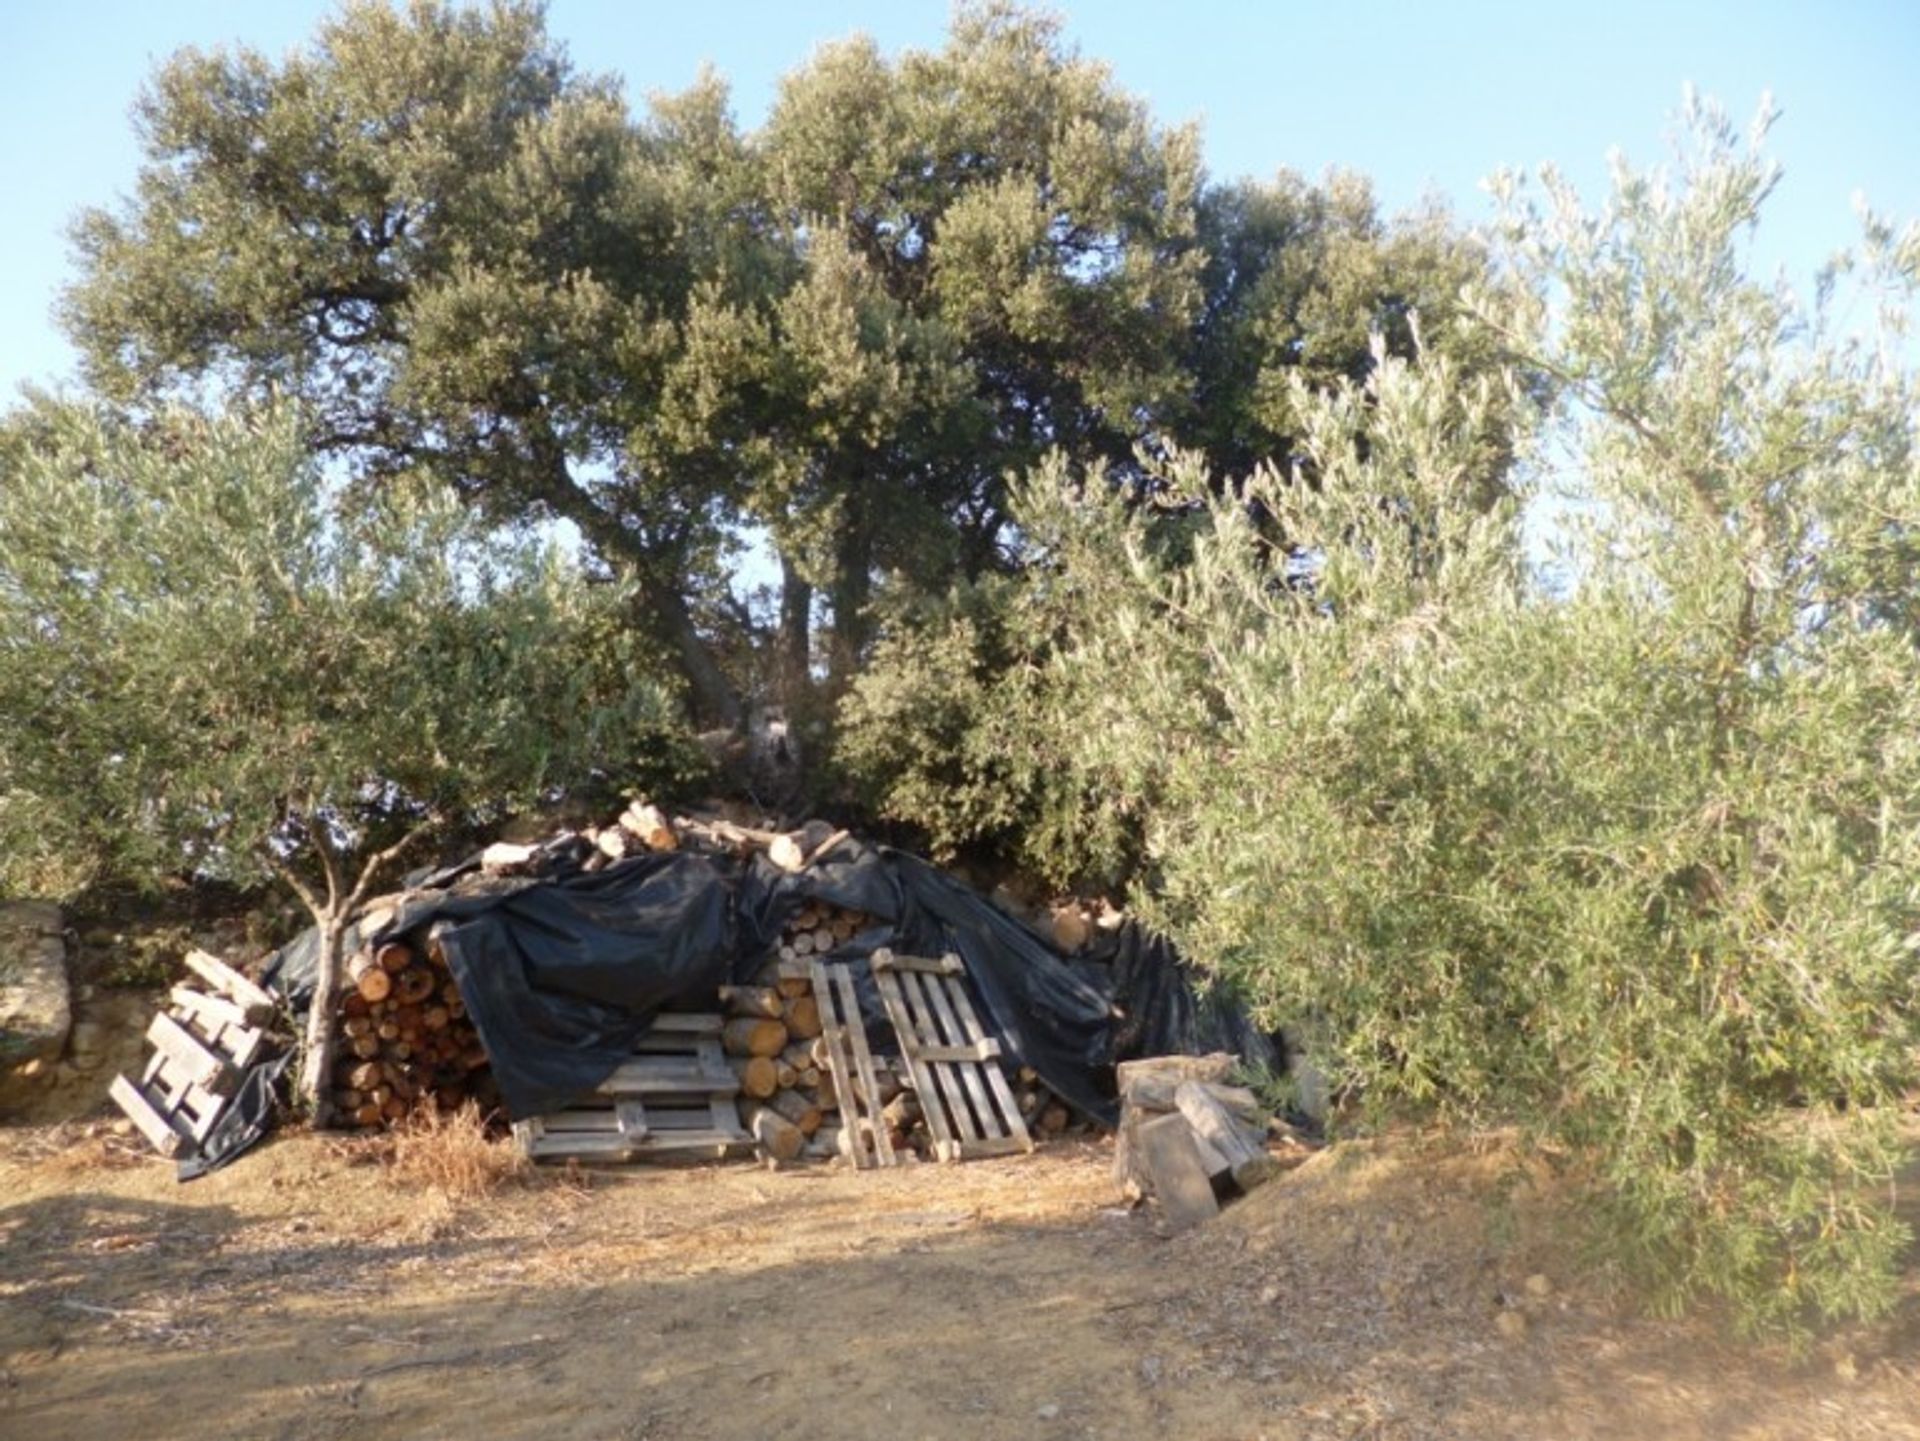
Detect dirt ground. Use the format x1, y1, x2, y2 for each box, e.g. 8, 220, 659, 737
3, 1121, 1917, 1441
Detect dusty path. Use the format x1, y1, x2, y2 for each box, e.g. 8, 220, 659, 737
2, 1126, 1917, 1440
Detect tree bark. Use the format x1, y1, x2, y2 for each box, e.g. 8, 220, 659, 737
777, 552, 813, 709
825, 510, 874, 698
300, 913, 347, 1127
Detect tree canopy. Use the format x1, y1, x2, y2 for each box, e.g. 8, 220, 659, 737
61, 0, 1507, 728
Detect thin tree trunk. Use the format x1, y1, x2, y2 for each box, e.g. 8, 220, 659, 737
826, 520, 873, 698
299, 913, 347, 1126
777, 553, 813, 709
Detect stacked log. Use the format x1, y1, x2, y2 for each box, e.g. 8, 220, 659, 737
330, 929, 497, 1128
720, 968, 844, 1164
771, 900, 877, 967
578, 797, 682, 872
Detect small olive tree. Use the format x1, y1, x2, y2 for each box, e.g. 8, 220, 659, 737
843, 100, 1920, 1334
0, 402, 693, 1118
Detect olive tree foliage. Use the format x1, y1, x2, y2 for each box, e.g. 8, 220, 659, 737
60, 0, 756, 723
847, 103, 1920, 1334
0, 401, 694, 1112
59, 0, 1503, 731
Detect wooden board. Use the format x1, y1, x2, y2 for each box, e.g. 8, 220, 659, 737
809, 959, 897, 1169
871, 950, 1033, 1163
1136, 1112, 1220, 1233
181, 948, 277, 1024
111, 963, 288, 1161
514, 1014, 749, 1164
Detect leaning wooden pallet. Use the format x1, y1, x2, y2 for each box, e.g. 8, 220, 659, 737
110, 948, 280, 1160
808, 958, 898, 1169
871, 949, 1033, 1162
512, 1013, 750, 1162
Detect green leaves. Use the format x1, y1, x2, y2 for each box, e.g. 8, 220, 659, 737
0, 399, 691, 911
842, 100, 1920, 1338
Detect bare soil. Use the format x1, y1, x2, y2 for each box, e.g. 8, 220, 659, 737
3, 1122, 1917, 1441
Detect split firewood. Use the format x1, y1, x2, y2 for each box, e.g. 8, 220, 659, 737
745, 1104, 805, 1163
774, 974, 812, 1000
881, 1091, 921, 1132
393, 967, 436, 1006
1039, 1103, 1070, 1134
376, 941, 415, 973
775, 1060, 798, 1090
621, 801, 678, 852
1116, 1052, 1237, 1095
596, 827, 630, 861
731, 1051, 779, 1099
765, 1087, 823, 1136
804, 1123, 843, 1161
721, 1017, 789, 1058
355, 967, 393, 1004
1175, 1081, 1281, 1191
1049, 905, 1091, 953
1122, 1077, 1265, 1124
480, 841, 538, 874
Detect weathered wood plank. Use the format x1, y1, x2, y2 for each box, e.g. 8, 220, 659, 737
938, 963, 1035, 1154
1137, 1113, 1220, 1233
910, 970, 995, 1144
870, 949, 963, 977
874, 967, 958, 1161
181, 949, 276, 1023
146, 1012, 239, 1097
596, 1059, 738, 1095
643, 1012, 725, 1035
108, 1074, 187, 1158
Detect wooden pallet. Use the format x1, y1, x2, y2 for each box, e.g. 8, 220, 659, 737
110, 949, 278, 1159
513, 1013, 750, 1162
809, 959, 897, 1169
870, 950, 1033, 1163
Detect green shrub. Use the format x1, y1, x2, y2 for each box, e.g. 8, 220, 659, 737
854, 99, 1920, 1336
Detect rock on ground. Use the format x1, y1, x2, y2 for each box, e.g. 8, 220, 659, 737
0, 902, 69, 1068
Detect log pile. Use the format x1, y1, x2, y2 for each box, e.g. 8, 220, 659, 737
1110, 1051, 1310, 1230
331, 929, 498, 1128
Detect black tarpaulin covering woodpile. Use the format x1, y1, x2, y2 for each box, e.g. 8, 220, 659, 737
264, 839, 1281, 1126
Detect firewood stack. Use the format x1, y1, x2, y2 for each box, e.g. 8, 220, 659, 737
332, 929, 498, 1127
724, 900, 900, 1164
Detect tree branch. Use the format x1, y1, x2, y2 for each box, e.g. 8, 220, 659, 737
345, 813, 443, 916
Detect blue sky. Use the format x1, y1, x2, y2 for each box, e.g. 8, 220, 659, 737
3, 0, 1916, 402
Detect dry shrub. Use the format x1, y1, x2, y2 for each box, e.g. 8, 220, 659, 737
387, 1101, 530, 1202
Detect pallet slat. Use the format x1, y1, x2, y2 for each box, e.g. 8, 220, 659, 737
810, 959, 897, 1169
182, 949, 276, 1023
146, 1011, 240, 1097
108, 1073, 187, 1157
872, 949, 1033, 1163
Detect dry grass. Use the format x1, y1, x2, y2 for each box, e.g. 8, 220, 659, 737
385, 1101, 531, 1202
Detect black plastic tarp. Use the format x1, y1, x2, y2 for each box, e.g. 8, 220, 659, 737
264, 837, 1278, 1127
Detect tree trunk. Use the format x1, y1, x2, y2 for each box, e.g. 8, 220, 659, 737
299, 913, 347, 1127
777, 552, 813, 709
652, 583, 742, 731
825, 517, 873, 698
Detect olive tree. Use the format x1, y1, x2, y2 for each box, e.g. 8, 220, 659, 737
0, 401, 692, 1117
